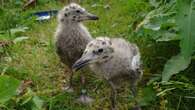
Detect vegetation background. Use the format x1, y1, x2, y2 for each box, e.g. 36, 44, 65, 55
0, 0, 195, 110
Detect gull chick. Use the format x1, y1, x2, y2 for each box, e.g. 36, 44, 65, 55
72, 37, 142, 110
55, 3, 98, 103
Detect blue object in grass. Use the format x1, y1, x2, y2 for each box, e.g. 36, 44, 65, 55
33, 10, 58, 21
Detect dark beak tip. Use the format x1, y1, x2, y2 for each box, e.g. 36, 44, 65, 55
72, 64, 77, 70
90, 16, 99, 20
94, 16, 99, 20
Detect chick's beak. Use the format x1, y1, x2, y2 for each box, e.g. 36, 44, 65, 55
86, 13, 99, 20
72, 57, 91, 71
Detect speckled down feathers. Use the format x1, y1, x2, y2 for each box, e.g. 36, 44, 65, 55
89, 38, 142, 83
55, 24, 92, 67
55, 4, 93, 67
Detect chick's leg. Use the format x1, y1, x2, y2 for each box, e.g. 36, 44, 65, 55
131, 80, 137, 98
108, 81, 117, 110
63, 69, 74, 92
130, 75, 142, 110
77, 75, 93, 104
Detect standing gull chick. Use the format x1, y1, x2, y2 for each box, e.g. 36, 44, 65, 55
73, 37, 142, 110
55, 3, 98, 103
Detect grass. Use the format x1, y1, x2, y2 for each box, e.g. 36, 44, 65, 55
0, 1, 151, 109
1, 0, 195, 110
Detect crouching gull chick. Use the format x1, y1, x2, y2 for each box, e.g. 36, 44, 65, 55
55, 3, 98, 103
72, 37, 142, 110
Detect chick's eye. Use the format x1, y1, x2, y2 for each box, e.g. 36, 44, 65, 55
76, 10, 81, 13
98, 48, 103, 53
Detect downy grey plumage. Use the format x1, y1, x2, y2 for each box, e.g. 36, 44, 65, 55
55, 3, 98, 103
73, 37, 142, 110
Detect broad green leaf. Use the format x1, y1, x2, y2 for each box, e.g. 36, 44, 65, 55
0, 75, 21, 103
162, 0, 195, 81
162, 54, 191, 81
177, 0, 195, 57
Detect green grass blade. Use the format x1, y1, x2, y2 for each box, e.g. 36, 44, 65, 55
177, 0, 195, 57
